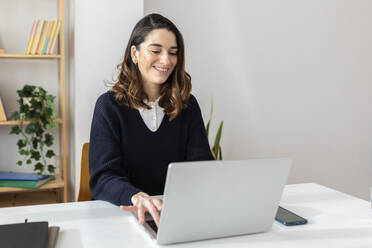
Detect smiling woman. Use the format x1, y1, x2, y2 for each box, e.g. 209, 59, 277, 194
89, 13, 214, 228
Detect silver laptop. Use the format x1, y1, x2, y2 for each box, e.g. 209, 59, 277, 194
133, 158, 292, 245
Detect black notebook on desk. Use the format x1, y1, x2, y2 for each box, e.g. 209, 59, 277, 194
0, 221, 49, 248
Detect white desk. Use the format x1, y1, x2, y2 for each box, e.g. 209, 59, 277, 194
1, 183, 372, 247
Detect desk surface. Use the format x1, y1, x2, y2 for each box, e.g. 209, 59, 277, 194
0, 183, 372, 247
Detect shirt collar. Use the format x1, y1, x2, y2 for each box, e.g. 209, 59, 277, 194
143, 96, 161, 105
139, 97, 161, 112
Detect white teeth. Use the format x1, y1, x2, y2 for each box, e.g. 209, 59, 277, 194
155, 67, 168, 72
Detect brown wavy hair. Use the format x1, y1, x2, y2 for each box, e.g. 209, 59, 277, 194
111, 13, 191, 121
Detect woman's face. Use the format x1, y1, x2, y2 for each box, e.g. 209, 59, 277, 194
131, 28, 178, 87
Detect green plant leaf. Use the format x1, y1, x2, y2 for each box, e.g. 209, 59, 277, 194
44, 133, 53, 146
26, 159, 32, 164
211, 150, 216, 160
46, 94, 56, 102
25, 123, 36, 134
17, 139, 27, 149
39, 87, 46, 97
46, 150, 56, 158
34, 123, 43, 137
21, 85, 36, 97
30, 150, 41, 161
31, 138, 39, 149
30, 98, 42, 109
205, 120, 211, 138
17, 160, 23, 166
45, 107, 54, 117
212, 121, 224, 157
205, 98, 214, 138
9, 112, 20, 120
10, 125, 21, 135
47, 164, 55, 174
218, 146, 222, 160
34, 162, 44, 174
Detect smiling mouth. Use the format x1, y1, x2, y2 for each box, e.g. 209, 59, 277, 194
153, 66, 169, 73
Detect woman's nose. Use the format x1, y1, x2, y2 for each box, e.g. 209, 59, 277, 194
159, 53, 170, 65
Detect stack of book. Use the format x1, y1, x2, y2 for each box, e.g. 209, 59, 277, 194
0, 172, 53, 189
25, 20, 62, 55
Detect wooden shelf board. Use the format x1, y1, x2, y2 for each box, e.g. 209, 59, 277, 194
0, 118, 63, 126
0, 54, 61, 59
0, 175, 64, 193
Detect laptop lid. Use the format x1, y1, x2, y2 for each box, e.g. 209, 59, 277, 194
156, 158, 292, 245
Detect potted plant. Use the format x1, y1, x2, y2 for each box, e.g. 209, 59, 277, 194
205, 99, 223, 160
9, 85, 57, 175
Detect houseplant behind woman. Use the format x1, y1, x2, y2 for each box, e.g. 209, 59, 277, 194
89, 13, 214, 228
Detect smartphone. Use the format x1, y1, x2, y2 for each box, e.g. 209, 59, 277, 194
275, 206, 307, 226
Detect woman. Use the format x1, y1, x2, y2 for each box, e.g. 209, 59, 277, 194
89, 13, 214, 227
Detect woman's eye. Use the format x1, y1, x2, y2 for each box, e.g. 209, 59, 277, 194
169, 52, 177, 56
152, 50, 161, 54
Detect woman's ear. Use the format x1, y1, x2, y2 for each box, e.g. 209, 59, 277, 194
131, 45, 138, 64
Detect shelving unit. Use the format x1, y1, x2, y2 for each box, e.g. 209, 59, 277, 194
0, 54, 62, 59
0, 0, 67, 205
0, 118, 63, 126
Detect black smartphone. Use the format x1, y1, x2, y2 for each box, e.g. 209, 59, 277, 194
275, 206, 307, 226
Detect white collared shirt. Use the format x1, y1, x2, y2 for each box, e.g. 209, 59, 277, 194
138, 97, 165, 132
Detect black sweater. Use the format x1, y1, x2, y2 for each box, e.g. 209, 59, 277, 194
89, 91, 214, 206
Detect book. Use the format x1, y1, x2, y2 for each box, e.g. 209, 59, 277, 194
0, 95, 6, 121
28, 20, 41, 54
0, 176, 53, 188
48, 20, 61, 54
30, 20, 45, 55
48, 226, 60, 248
36, 21, 50, 54
25, 20, 37, 54
0, 221, 49, 248
42, 20, 56, 55
0, 172, 49, 181
46, 20, 58, 55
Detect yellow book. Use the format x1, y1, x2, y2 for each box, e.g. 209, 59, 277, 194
0, 96, 7, 121
41, 20, 55, 55
46, 20, 58, 55
36, 21, 49, 54
30, 20, 45, 55
25, 20, 37, 54
48, 20, 61, 55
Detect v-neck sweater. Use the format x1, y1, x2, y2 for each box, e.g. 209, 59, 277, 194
89, 91, 214, 206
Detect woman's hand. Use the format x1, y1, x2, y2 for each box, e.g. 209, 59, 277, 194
120, 192, 163, 227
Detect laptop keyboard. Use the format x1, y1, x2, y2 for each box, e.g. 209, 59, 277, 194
146, 220, 158, 233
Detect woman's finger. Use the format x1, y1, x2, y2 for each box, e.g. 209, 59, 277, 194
120, 205, 137, 212
137, 205, 146, 225
145, 201, 160, 227
152, 198, 163, 212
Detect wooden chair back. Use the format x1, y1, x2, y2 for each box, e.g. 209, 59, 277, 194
77, 142, 92, 201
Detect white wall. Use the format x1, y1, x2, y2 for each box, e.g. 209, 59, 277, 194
73, 0, 143, 199
145, 0, 372, 200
